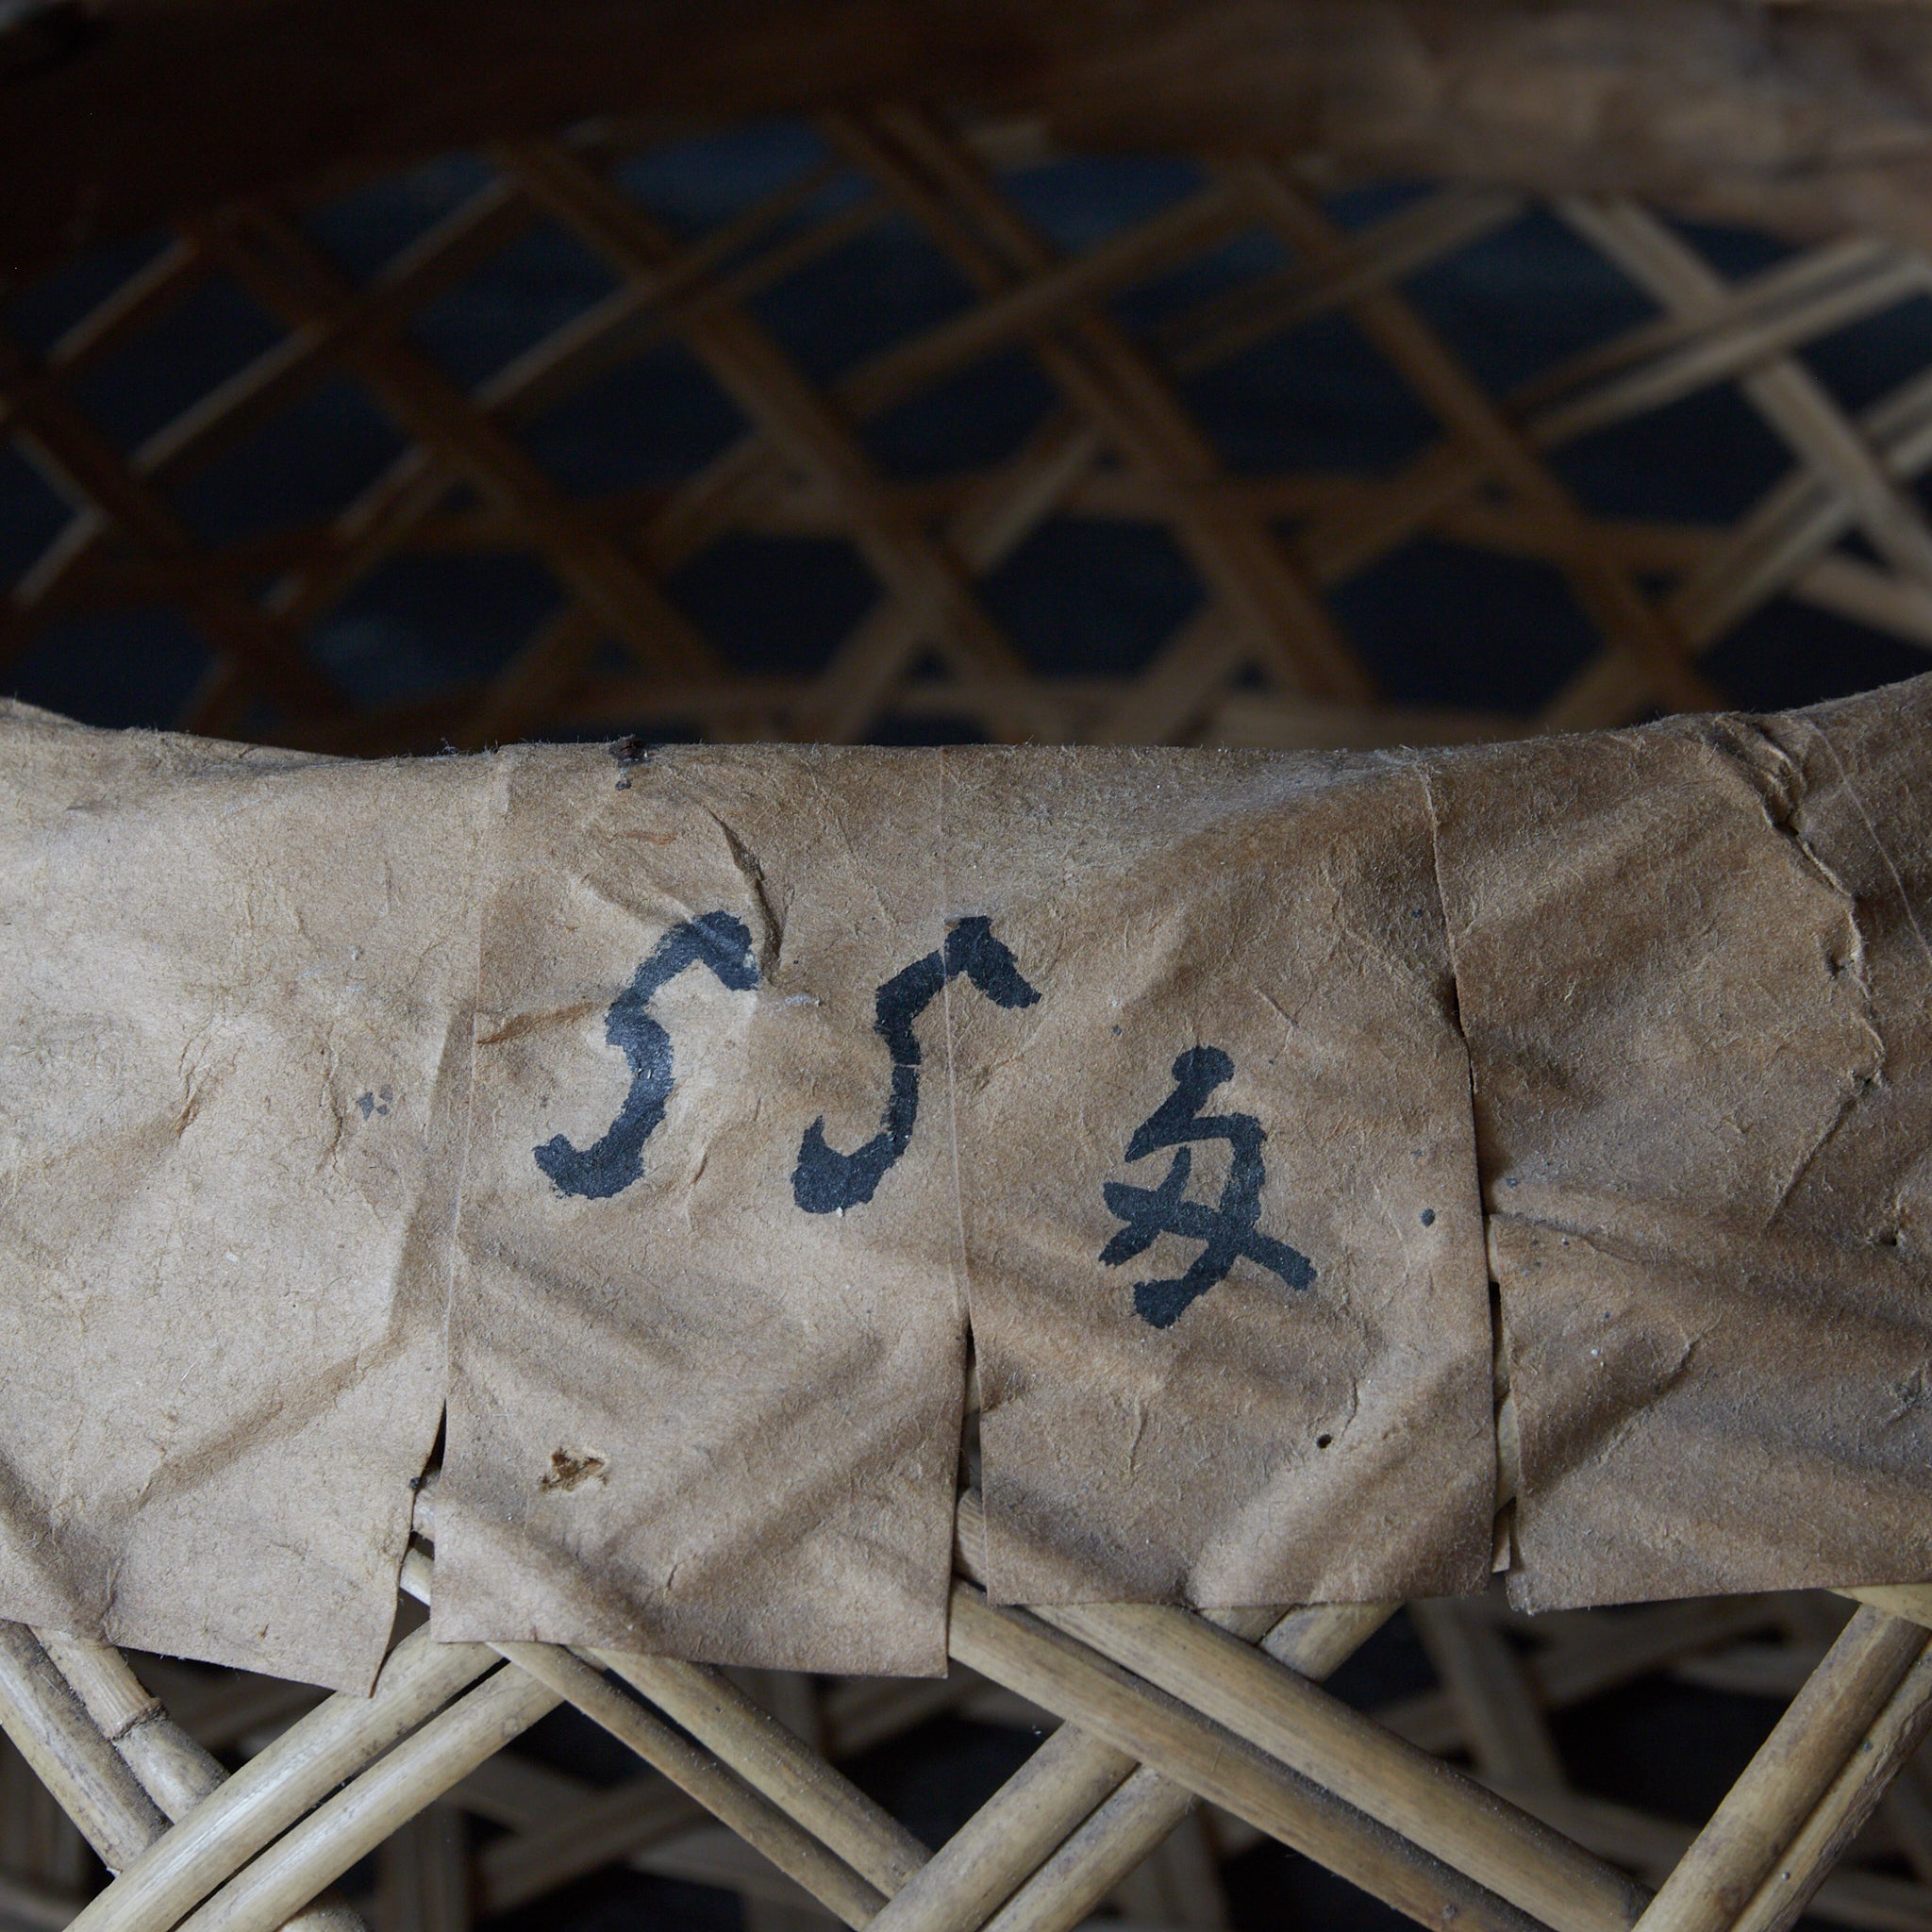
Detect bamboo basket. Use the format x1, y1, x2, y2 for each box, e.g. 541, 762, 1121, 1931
7, 5, 1932, 1931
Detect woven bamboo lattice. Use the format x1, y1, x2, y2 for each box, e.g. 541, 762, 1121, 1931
3, 1485, 1932, 1932
9, 107, 1932, 752
12, 92, 1932, 1932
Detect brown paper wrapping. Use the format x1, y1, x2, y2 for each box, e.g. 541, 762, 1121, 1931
0, 703, 486, 1691
1430, 684, 1932, 1607
4, 682, 1932, 1690
943, 750, 1494, 1607
435, 746, 969, 1674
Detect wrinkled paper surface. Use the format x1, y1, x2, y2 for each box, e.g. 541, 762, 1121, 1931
0, 707, 487, 1690
437, 746, 967, 1674
944, 749, 1494, 1608
1, 680, 1929, 1688
1430, 689, 1932, 1607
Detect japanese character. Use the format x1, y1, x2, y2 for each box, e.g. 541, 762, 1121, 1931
535, 910, 759, 1200
793, 916, 1039, 1213
1101, 1044, 1314, 1329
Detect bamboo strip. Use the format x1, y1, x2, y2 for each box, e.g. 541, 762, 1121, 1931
947, 1585, 1550, 1932
1631, 1608, 1931, 1932
218, 208, 720, 681
1163, 187, 1524, 375
1727, 1638, 1932, 1932
40, 1633, 226, 1823
841, 108, 1370, 708
508, 139, 1034, 734
244, 172, 884, 721
1406, 1601, 1566, 1791
830, 181, 1247, 424
1238, 165, 1714, 716
972, 1598, 1395, 1932
38, 1637, 367, 1932
861, 1723, 1141, 1932
65, 1626, 496, 1932
45, 238, 208, 379
148, 182, 531, 489
470, 152, 862, 432
167, 1668, 558, 1932
0, 327, 345, 718
1508, 234, 1895, 414
1559, 198, 1932, 597
799, 413, 1103, 742
591, 1650, 927, 1897
1037, 1599, 1644, 1932
1525, 255, 1931, 452
502, 1642, 888, 1928
0, 1626, 165, 1874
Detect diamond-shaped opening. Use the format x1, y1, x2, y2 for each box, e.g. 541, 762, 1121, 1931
980, 516, 1203, 676
862, 347, 1057, 479
307, 553, 561, 706
299, 153, 500, 284
1664, 216, 1797, 284
408, 220, 622, 393
1112, 225, 1291, 341
1796, 291, 1932, 418
1326, 535, 1603, 713
668, 531, 878, 676
613, 120, 836, 238
1229, 1822, 1419, 1932
1183, 308, 1439, 476
4, 608, 213, 728
657, 158, 879, 308
1552, 382, 1793, 526
1399, 204, 1662, 395
523, 340, 748, 496
68, 273, 287, 453
3, 232, 180, 358
1549, 1658, 1791, 1822
749, 215, 983, 388
1706, 593, 1931, 712
1836, 526, 1888, 570
170, 376, 409, 547
0, 437, 75, 587
1325, 180, 1438, 231
999, 154, 1208, 255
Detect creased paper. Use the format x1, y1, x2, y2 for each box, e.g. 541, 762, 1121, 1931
943, 749, 1494, 1608
0, 703, 486, 1691
436, 745, 969, 1674
1429, 689, 1932, 1607
3, 680, 1931, 1690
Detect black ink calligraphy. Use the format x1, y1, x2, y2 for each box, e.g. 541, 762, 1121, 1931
792, 916, 1039, 1213
1101, 1045, 1314, 1329
536, 911, 758, 1200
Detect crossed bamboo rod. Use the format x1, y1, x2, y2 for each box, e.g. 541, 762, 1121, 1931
1, 1479, 1929, 1932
